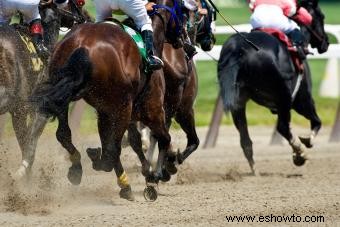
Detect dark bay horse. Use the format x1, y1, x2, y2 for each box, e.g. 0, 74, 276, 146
218, 0, 329, 174
31, 21, 174, 201
132, 2, 217, 178
129, 43, 200, 182
127, 0, 218, 182
0, 0, 90, 179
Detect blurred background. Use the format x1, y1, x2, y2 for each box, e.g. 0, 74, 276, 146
2, 0, 340, 136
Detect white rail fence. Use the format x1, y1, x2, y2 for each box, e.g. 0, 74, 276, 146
195, 24, 340, 98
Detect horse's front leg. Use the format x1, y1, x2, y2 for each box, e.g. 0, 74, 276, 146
171, 107, 199, 169
293, 80, 322, 148
56, 107, 82, 185
127, 122, 151, 177
277, 106, 308, 166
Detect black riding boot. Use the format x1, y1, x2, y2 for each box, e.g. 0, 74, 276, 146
182, 12, 197, 59
141, 30, 164, 71
288, 28, 307, 60
183, 34, 197, 59
30, 19, 49, 59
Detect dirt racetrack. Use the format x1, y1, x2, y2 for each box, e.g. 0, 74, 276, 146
0, 125, 339, 226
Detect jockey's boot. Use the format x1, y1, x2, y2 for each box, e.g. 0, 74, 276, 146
183, 37, 197, 60
29, 19, 49, 59
182, 10, 197, 59
141, 30, 164, 71
288, 28, 307, 61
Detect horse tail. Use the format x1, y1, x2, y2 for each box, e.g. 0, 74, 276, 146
31, 47, 92, 117
218, 41, 242, 111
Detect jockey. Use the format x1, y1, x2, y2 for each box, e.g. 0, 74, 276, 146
248, 0, 312, 60
182, 0, 198, 58
182, 0, 207, 59
0, 0, 49, 58
92, 0, 164, 70
55, 0, 163, 70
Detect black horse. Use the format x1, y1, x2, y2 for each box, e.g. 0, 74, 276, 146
218, 0, 329, 174
0, 0, 89, 179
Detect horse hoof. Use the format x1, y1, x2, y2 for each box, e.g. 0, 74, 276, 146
119, 186, 135, 201
298, 136, 313, 148
92, 161, 102, 171
67, 163, 83, 185
293, 154, 307, 166
13, 166, 28, 180
100, 160, 114, 172
143, 186, 158, 202
160, 169, 171, 182
86, 147, 101, 162
250, 166, 259, 176
165, 161, 177, 175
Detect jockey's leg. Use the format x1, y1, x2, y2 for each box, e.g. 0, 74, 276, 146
141, 28, 164, 70
281, 17, 307, 60
182, 7, 197, 59
118, 0, 163, 70
287, 28, 307, 60
29, 19, 49, 59
16, 0, 49, 58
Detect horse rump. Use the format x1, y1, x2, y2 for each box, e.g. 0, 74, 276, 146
30, 47, 92, 117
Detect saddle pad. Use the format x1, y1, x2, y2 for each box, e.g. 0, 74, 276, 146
17, 32, 44, 72
103, 21, 146, 60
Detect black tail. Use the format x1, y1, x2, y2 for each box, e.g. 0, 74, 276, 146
31, 47, 92, 117
218, 39, 242, 111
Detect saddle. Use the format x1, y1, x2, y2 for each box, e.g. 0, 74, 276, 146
255, 28, 304, 73
102, 18, 147, 61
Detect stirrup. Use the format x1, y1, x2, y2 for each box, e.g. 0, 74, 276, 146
147, 55, 164, 71
183, 42, 197, 59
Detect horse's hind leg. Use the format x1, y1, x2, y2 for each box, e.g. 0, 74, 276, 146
96, 110, 134, 201
56, 107, 82, 185
11, 110, 29, 178
231, 107, 256, 175
13, 111, 48, 179
293, 90, 321, 148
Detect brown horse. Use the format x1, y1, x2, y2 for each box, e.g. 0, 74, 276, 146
128, 0, 217, 178
31, 22, 173, 201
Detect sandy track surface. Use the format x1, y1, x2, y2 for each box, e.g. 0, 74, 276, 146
0, 126, 339, 226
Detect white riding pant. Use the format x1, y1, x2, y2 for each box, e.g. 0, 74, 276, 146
94, 0, 152, 31
250, 4, 299, 33
0, 0, 40, 24
183, 0, 197, 11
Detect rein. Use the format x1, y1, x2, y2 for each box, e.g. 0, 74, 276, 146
148, 0, 183, 37
305, 25, 324, 43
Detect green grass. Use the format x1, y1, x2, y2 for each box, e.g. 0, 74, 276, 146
2, 2, 339, 136
194, 59, 338, 127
